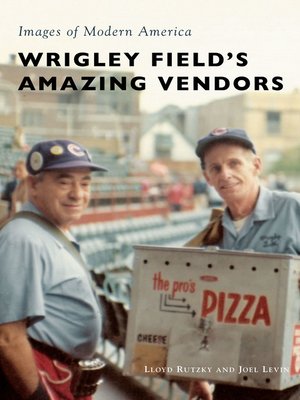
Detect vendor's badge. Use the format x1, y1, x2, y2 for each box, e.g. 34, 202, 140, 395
30, 151, 43, 172
211, 128, 228, 136
67, 143, 85, 157
50, 145, 64, 155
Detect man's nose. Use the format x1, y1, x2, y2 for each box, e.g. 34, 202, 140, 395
69, 183, 83, 199
219, 165, 232, 179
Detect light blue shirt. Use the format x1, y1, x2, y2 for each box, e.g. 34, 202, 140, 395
0, 202, 102, 359
219, 185, 300, 255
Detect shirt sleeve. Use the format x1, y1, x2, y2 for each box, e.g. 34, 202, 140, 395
0, 225, 45, 325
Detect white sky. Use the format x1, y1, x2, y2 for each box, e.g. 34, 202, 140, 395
1, 0, 300, 112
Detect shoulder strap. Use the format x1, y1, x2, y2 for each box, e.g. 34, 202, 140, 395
184, 208, 224, 247
13, 211, 87, 269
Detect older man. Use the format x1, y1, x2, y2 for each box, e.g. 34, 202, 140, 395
187, 128, 300, 400
0, 140, 107, 400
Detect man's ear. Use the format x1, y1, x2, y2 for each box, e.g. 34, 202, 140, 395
253, 156, 262, 176
26, 175, 39, 194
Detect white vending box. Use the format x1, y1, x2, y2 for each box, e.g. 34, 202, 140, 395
124, 245, 300, 390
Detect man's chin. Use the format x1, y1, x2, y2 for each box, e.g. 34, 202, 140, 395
220, 185, 240, 196
63, 206, 84, 216
62, 211, 84, 226
220, 190, 242, 203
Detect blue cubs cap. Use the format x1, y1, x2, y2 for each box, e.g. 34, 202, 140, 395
26, 139, 108, 175
195, 128, 256, 164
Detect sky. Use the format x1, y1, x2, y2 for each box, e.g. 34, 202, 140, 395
1, 0, 300, 112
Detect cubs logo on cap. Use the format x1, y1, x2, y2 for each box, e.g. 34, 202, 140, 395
26, 139, 108, 175
195, 128, 256, 164
210, 128, 228, 136
67, 143, 85, 157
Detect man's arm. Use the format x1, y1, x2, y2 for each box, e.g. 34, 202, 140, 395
0, 319, 42, 398
189, 380, 213, 400
176, 379, 213, 400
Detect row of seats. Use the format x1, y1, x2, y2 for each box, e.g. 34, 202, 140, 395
86, 210, 210, 350
114, 222, 200, 257
75, 210, 209, 289
72, 214, 166, 242
91, 181, 141, 194
91, 152, 129, 178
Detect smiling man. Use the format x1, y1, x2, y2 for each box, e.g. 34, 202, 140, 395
29, 169, 91, 231
200, 128, 261, 222
186, 128, 300, 400
0, 139, 107, 400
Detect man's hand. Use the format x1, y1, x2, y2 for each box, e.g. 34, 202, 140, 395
188, 380, 213, 400
0, 319, 40, 398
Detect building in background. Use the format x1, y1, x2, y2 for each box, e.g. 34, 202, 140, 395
140, 121, 198, 175
0, 56, 141, 157
0, 78, 20, 128
190, 91, 300, 168
142, 104, 185, 134
142, 91, 300, 170
1, 56, 300, 174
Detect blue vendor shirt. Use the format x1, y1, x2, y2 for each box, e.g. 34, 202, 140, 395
0, 202, 102, 359
219, 185, 300, 255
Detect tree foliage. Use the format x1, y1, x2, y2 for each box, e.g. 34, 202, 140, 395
269, 147, 300, 174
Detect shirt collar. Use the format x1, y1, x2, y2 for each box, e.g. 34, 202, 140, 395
223, 185, 275, 224
252, 185, 275, 221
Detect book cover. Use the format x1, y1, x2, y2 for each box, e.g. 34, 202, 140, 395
1, 1, 300, 399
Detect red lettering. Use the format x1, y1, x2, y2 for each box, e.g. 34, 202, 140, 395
238, 294, 255, 324
200, 290, 271, 326
217, 292, 225, 322
172, 279, 196, 297
201, 290, 217, 318
172, 281, 178, 297
224, 293, 241, 323
190, 282, 196, 293
252, 295, 271, 326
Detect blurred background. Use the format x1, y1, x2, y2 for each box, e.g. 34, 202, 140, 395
1, 0, 300, 398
